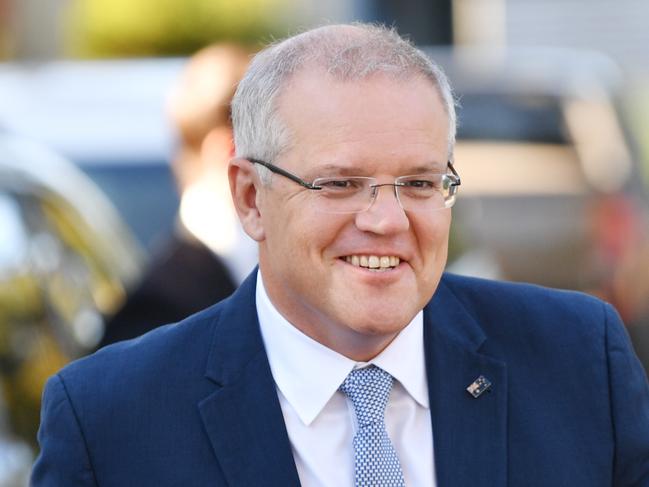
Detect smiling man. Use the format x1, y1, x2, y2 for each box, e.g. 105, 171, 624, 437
33, 24, 649, 487
234, 69, 452, 362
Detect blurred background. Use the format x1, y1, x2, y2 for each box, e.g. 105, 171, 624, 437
1, 0, 649, 484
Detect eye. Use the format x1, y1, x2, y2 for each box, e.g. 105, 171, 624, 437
401, 177, 444, 191
327, 180, 352, 188
318, 178, 364, 190
403, 179, 436, 189
397, 175, 447, 199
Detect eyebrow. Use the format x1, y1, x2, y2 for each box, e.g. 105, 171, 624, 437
310, 161, 448, 177
312, 164, 367, 177
408, 162, 448, 173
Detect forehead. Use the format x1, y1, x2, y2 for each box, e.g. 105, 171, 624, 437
276, 70, 449, 175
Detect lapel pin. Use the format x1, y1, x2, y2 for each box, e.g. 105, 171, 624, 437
466, 375, 492, 398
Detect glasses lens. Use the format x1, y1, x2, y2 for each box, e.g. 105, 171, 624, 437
309, 173, 459, 213
311, 177, 374, 213
396, 174, 457, 211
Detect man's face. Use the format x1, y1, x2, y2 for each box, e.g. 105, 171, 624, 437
254, 71, 451, 360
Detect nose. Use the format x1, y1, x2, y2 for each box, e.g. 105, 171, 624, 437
354, 184, 410, 235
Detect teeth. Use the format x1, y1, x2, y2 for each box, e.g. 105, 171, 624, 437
344, 255, 401, 270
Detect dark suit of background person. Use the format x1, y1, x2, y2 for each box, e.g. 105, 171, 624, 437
33, 24, 649, 486
99, 44, 255, 347
98, 231, 236, 345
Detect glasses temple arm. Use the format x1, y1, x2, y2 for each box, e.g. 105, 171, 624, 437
248, 158, 321, 190
447, 161, 461, 186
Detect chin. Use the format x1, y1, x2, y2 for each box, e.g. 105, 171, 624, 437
348, 307, 415, 336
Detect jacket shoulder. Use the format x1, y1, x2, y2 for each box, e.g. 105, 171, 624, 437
437, 272, 614, 346
58, 299, 226, 406
440, 272, 607, 315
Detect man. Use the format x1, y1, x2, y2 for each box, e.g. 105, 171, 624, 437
99, 43, 257, 347
33, 24, 649, 486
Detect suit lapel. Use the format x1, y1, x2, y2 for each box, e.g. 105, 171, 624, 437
198, 272, 301, 487
425, 278, 508, 487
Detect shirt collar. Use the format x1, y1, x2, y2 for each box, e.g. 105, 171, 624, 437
256, 270, 429, 426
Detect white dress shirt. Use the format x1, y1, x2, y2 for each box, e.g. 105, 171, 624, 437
256, 272, 437, 486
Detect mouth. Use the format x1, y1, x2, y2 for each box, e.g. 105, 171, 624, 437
342, 255, 401, 272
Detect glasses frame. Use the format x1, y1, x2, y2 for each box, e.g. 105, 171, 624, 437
248, 158, 461, 212
249, 158, 461, 190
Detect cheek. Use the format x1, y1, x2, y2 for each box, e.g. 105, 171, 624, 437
299, 213, 351, 253
413, 214, 451, 304
417, 211, 451, 246
266, 208, 337, 267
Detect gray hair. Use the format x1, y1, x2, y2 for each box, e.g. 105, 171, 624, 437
231, 23, 456, 182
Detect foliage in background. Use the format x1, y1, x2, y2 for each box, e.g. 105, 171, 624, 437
65, 0, 303, 58
0, 0, 11, 60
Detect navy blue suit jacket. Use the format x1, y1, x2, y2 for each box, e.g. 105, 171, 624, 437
32, 272, 649, 486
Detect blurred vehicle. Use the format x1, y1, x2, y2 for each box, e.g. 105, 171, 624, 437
0, 135, 142, 483
429, 47, 649, 368
0, 60, 185, 483
0, 59, 184, 250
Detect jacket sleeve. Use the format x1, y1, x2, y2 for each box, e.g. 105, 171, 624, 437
30, 374, 97, 486
606, 303, 649, 486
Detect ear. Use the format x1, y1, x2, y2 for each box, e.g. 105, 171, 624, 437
228, 158, 265, 241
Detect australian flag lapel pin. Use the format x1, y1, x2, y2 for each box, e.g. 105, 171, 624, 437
466, 375, 492, 398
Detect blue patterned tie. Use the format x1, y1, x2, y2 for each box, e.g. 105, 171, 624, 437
339, 365, 406, 487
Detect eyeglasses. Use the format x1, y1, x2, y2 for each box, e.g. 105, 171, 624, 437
249, 158, 461, 214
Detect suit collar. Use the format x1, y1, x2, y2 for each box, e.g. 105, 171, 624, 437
426, 275, 489, 351
203, 271, 265, 385
199, 271, 301, 486
424, 275, 508, 487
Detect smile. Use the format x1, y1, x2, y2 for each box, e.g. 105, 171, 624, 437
343, 255, 401, 271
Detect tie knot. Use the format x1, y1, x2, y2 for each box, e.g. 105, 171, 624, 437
339, 365, 394, 427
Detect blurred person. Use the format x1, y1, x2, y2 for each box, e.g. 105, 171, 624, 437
33, 24, 649, 486
98, 43, 257, 347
